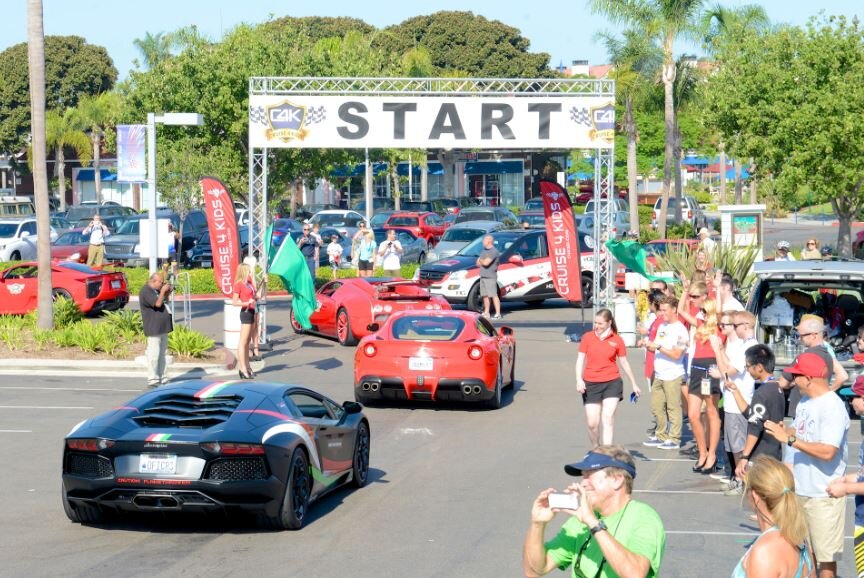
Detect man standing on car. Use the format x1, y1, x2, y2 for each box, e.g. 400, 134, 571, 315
378, 229, 404, 278
477, 234, 501, 320
139, 272, 174, 388
83, 214, 110, 267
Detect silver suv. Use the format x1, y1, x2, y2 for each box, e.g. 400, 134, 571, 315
651, 195, 705, 230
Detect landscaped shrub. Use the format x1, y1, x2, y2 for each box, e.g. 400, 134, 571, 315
103, 309, 143, 336
53, 297, 84, 327
168, 325, 215, 358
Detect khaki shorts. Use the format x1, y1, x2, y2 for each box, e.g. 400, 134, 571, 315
799, 495, 845, 562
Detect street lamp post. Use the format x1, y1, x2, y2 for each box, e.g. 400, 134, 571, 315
146, 112, 204, 274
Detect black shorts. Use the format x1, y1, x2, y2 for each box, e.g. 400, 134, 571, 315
688, 358, 721, 395
582, 378, 624, 404
358, 259, 373, 272
240, 309, 256, 325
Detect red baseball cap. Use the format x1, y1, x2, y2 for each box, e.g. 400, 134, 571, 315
785, 352, 828, 379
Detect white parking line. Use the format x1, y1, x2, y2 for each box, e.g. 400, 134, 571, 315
0, 430, 32, 433
634, 490, 726, 496
0, 405, 94, 410
0, 386, 142, 392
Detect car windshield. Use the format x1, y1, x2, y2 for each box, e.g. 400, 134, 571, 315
456, 211, 495, 223
116, 220, 141, 235
273, 218, 299, 231
54, 231, 85, 245
441, 228, 486, 243
58, 262, 101, 274
370, 213, 391, 227
64, 207, 98, 222
310, 214, 352, 226
388, 216, 419, 227
390, 316, 466, 341
400, 202, 431, 212
458, 232, 523, 257
0, 223, 20, 237
524, 199, 544, 210
520, 214, 546, 227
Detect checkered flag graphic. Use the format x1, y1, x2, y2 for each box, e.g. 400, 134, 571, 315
306, 106, 326, 125
570, 107, 591, 127
249, 105, 267, 126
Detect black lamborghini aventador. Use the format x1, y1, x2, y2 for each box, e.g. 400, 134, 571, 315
61, 379, 370, 530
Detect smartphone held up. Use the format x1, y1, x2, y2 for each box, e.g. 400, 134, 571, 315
548, 492, 580, 511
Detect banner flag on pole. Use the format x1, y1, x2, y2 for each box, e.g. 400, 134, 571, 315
540, 179, 583, 302
200, 177, 240, 297
117, 125, 147, 182
604, 239, 678, 283
269, 233, 316, 329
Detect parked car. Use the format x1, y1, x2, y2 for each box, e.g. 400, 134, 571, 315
50, 215, 72, 234
371, 227, 428, 264
583, 198, 629, 216
287, 227, 353, 267
518, 210, 546, 229
383, 211, 448, 245
288, 203, 339, 221
104, 210, 209, 267
187, 226, 251, 268
427, 220, 510, 262
437, 198, 463, 214
354, 310, 515, 408
453, 207, 518, 228
61, 379, 370, 530
522, 198, 545, 212
369, 210, 397, 228
0, 260, 128, 314
289, 277, 450, 346
65, 204, 136, 223
51, 228, 90, 263
399, 200, 449, 216
651, 195, 705, 230
443, 213, 458, 226
577, 211, 631, 239
73, 214, 131, 233
0, 217, 57, 261
416, 229, 598, 310
270, 218, 303, 247
352, 198, 394, 213
306, 210, 367, 238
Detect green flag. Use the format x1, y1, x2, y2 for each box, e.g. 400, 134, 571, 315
604, 239, 678, 283
270, 233, 316, 329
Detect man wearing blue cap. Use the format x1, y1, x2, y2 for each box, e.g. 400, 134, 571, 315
523, 445, 665, 578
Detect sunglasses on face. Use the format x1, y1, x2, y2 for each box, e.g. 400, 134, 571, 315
733, 323, 751, 328
689, 294, 704, 299
807, 242, 816, 246
720, 323, 734, 327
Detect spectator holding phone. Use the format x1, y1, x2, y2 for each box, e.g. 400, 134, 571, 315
575, 308, 640, 446
83, 214, 110, 267
523, 445, 666, 578
378, 229, 403, 277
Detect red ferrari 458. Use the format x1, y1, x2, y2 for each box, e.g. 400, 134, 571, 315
0, 261, 129, 315
354, 310, 516, 409
289, 278, 451, 346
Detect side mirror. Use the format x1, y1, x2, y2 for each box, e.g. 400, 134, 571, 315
366, 323, 380, 332
20, 231, 30, 239
499, 326, 514, 336
508, 255, 523, 265
342, 401, 363, 414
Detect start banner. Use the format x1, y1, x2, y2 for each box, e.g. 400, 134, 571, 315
200, 177, 240, 297
540, 180, 583, 303
248, 95, 614, 149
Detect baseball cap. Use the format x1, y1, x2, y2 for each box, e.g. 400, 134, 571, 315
564, 451, 637, 479
777, 240, 790, 250
698, 227, 709, 236
785, 352, 828, 379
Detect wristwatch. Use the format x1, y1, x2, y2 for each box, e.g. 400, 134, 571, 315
786, 435, 797, 447
589, 520, 608, 535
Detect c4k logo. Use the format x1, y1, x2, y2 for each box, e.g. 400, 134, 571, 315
267, 101, 309, 142
590, 102, 616, 143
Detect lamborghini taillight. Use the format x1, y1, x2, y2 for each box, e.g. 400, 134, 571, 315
201, 442, 265, 455
67, 438, 114, 452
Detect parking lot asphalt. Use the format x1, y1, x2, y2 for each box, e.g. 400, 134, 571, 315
0, 298, 858, 577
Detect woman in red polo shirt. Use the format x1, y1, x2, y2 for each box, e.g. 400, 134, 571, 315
232, 262, 265, 380
576, 308, 640, 446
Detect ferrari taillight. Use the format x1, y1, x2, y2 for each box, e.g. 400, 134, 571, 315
67, 438, 114, 452
468, 345, 484, 360
364, 343, 377, 357
200, 442, 265, 455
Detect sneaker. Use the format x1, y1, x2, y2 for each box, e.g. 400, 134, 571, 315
710, 472, 734, 482
724, 480, 744, 495
643, 437, 663, 447
147, 380, 160, 389
492, 314, 502, 320
658, 440, 681, 450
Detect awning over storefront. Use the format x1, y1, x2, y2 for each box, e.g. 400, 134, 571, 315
463, 161, 523, 175
75, 169, 117, 182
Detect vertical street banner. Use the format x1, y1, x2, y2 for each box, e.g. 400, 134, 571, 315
116, 125, 147, 182
200, 177, 240, 297
540, 179, 583, 302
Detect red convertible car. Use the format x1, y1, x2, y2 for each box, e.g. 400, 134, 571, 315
0, 261, 129, 315
353, 310, 516, 409
289, 278, 451, 346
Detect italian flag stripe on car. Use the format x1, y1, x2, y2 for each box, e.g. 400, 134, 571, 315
146, 433, 172, 442
194, 381, 238, 399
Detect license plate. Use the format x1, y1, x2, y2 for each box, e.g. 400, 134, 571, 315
139, 453, 177, 475
201, 261, 212, 268
111, 280, 121, 289
409, 357, 433, 371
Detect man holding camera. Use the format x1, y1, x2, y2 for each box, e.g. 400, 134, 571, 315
297, 225, 318, 278
378, 229, 404, 278
139, 272, 174, 388
83, 214, 110, 267
523, 445, 666, 578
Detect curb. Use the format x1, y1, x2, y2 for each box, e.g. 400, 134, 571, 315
128, 292, 292, 304
0, 357, 257, 379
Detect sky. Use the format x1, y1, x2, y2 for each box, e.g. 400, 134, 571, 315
2, 0, 862, 79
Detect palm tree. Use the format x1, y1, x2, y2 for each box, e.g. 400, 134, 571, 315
591, 0, 706, 238
77, 92, 121, 203
45, 108, 91, 211
132, 31, 175, 70
26, 0, 53, 329
597, 29, 661, 234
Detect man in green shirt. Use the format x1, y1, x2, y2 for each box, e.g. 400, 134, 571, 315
523, 445, 666, 578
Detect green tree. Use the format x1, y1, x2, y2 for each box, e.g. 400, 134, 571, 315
132, 31, 176, 70
26, 0, 53, 330
0, 35, 116, 154
703, 16, 864, 256
377, 11, 551, 77
591, 0, 705, 238
77, 92, 122, 202
45, 108, 91, 211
